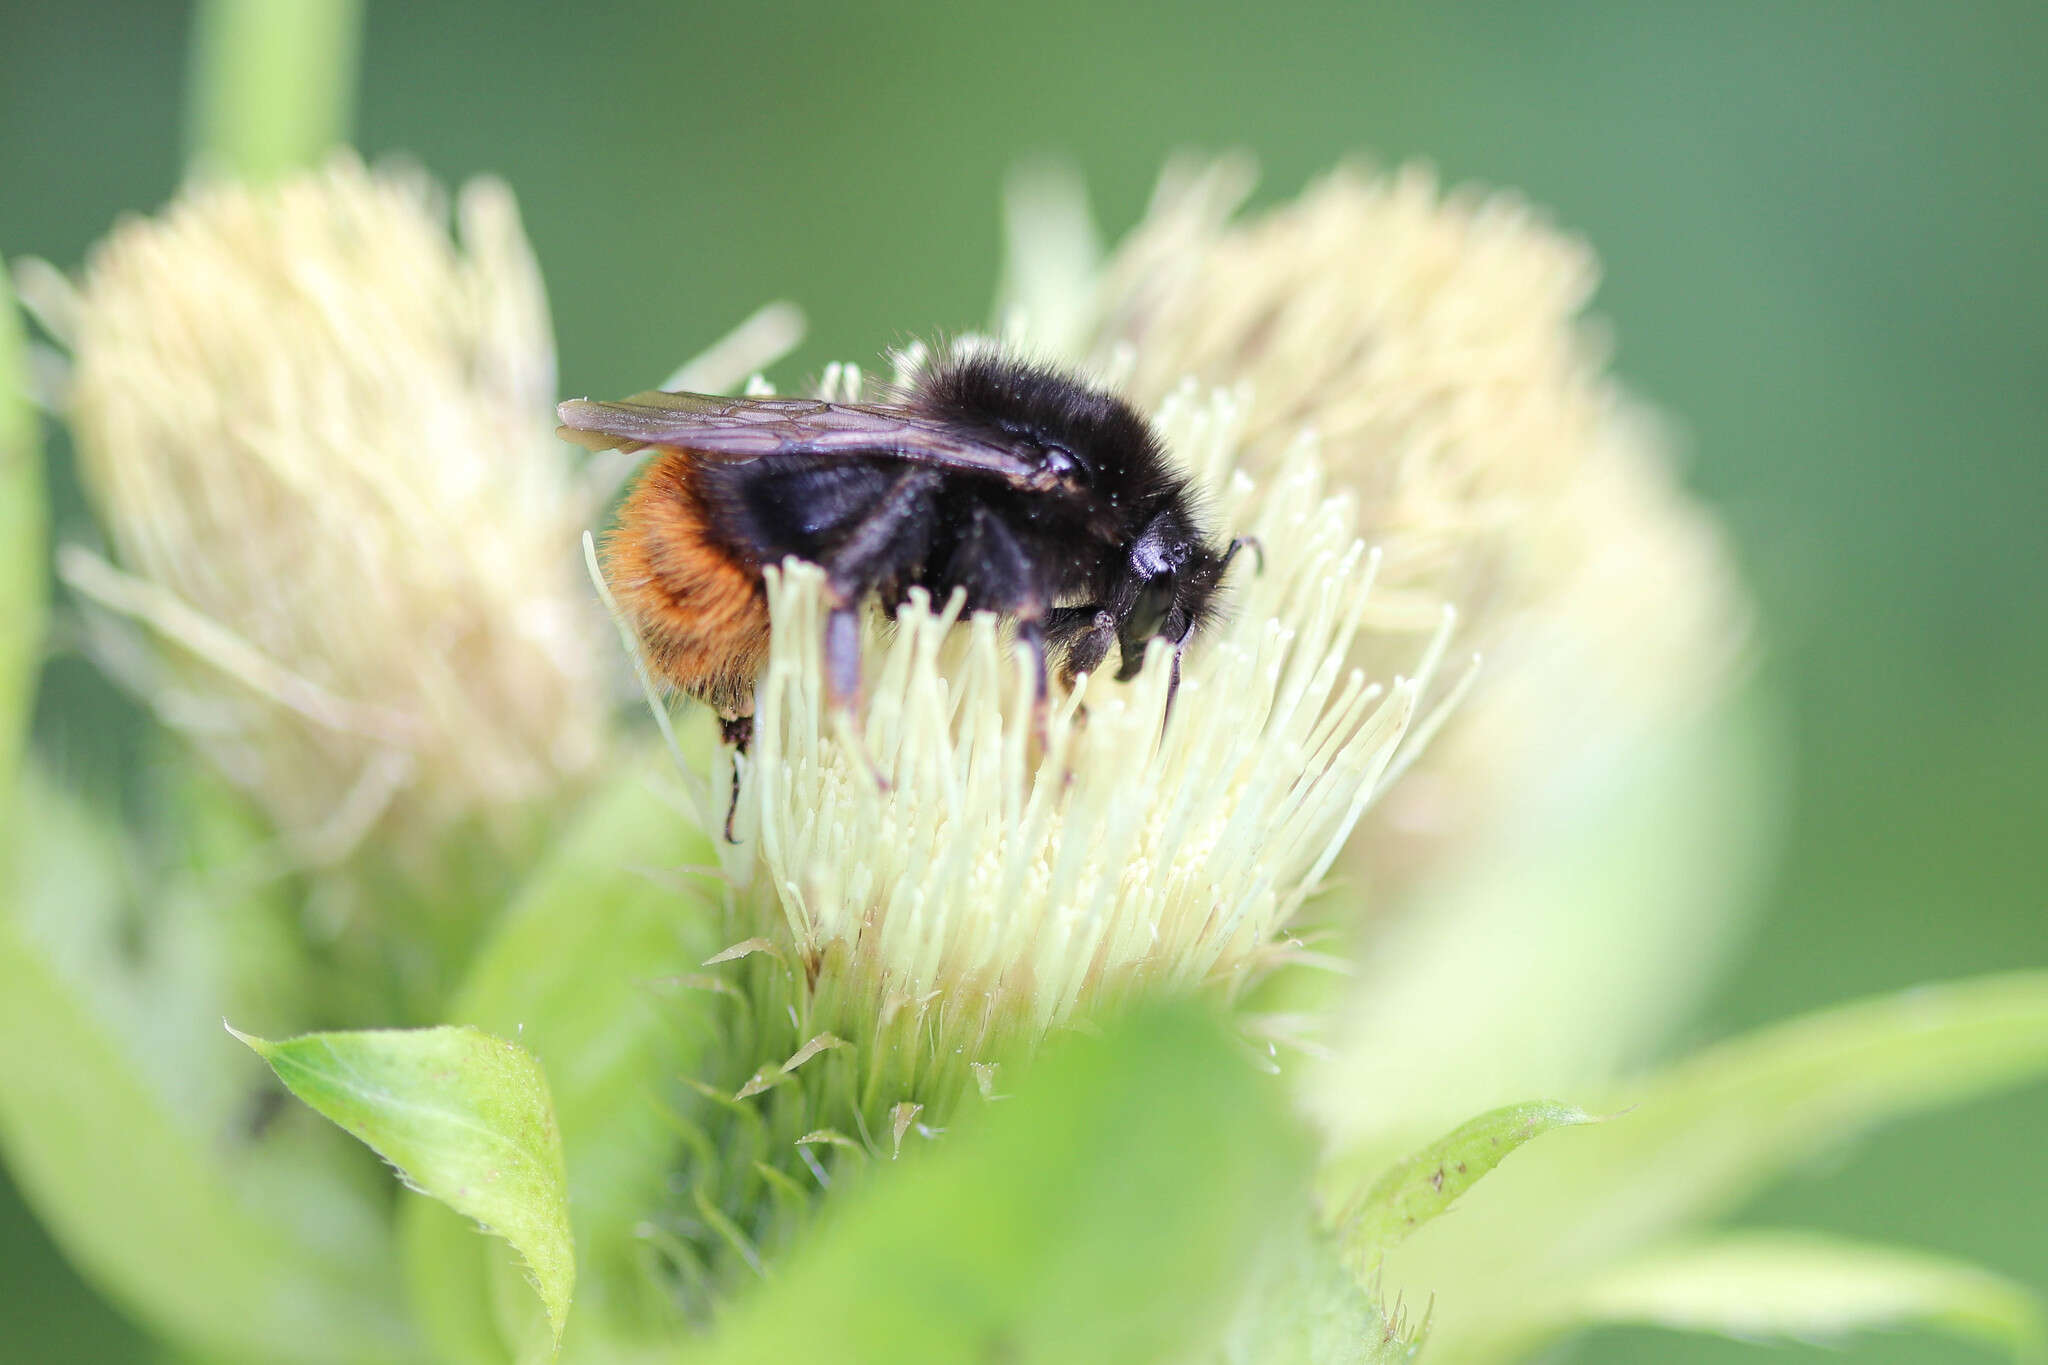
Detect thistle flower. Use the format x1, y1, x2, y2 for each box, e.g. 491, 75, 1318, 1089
993, 158, 1767, 1148
621, 162, 1765, 1307
684, 160, 1753, 1119
28, 156, 609, 882
1016, 158, 1750, 880
597, 352, 1461, 1235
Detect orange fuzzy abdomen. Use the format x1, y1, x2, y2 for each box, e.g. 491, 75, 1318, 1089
602, 451, 769, 718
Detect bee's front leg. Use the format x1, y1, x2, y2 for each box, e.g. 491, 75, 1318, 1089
1057, 608, 1120, 686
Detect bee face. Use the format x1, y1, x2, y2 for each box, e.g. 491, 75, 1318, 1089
1108, 511, 1215, 678
561, 352, 1248, 733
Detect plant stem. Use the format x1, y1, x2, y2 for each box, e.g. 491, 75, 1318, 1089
186, 0, 363, 182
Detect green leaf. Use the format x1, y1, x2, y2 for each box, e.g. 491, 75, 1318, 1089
1382, 973, 2048, 1362
1339, 1101, 1594, 1275
0, 764, 422, 1365
235, 1024, 576, 1353
692, 1002, 1310, 1365
1561, 1232, 2046, 1362
399, 749, 725, 1363
1220, 1220, 1424, 1365
399, 1200, 519, 1365
0, 913, 417, 1364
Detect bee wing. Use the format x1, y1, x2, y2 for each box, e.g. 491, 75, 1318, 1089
556, 390, 1062, 489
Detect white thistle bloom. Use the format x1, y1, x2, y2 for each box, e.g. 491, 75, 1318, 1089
652, 157, 1755, 1140
30, 156, 609, 870
1007, 159, 1767, 1148
1013, 159, 1751, 880
665, 364, 1464, 1106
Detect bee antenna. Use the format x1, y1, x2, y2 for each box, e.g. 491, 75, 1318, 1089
1221, 535, 1265, 576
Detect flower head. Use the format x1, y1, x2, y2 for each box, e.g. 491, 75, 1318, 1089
34, 155, 609, 872
1024, 159, 1750, 881
1030, 160, 1770, 1159
660, 354, 1462, 1134
615, 161, 1758, 1303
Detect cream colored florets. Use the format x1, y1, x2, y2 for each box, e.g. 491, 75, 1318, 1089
36, 156, 609, 866
1021, 158, 1750, 883
660, 362, 1463, 1114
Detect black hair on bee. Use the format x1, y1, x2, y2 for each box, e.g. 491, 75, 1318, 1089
560, 350, 1256, 739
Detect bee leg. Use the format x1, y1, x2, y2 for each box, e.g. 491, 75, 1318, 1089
1015, 617, 1049, 749
823, 603, 890, 792
717, 715, 752, 844
824, 604, 864, 713
813, 467, 941, 746
1160, 638, 1188, 735
1046, 609, 1118, 738
1060, 609, 1119, 684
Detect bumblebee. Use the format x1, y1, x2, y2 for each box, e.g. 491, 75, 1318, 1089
560, 352, 1251, 737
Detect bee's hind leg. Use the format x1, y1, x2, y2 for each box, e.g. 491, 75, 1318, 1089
716, 714, 752, 844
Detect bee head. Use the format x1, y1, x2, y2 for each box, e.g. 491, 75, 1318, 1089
1113, 513, 1237, 681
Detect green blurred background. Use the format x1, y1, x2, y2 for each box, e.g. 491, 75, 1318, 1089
3, 1, 2042, 1360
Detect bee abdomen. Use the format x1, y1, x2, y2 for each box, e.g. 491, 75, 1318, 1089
602, 451, 769, 718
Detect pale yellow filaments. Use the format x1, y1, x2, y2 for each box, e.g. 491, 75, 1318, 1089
1019, 159, 1750, 875
32, 156, 608, 866
689, 379, 1463, 1100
